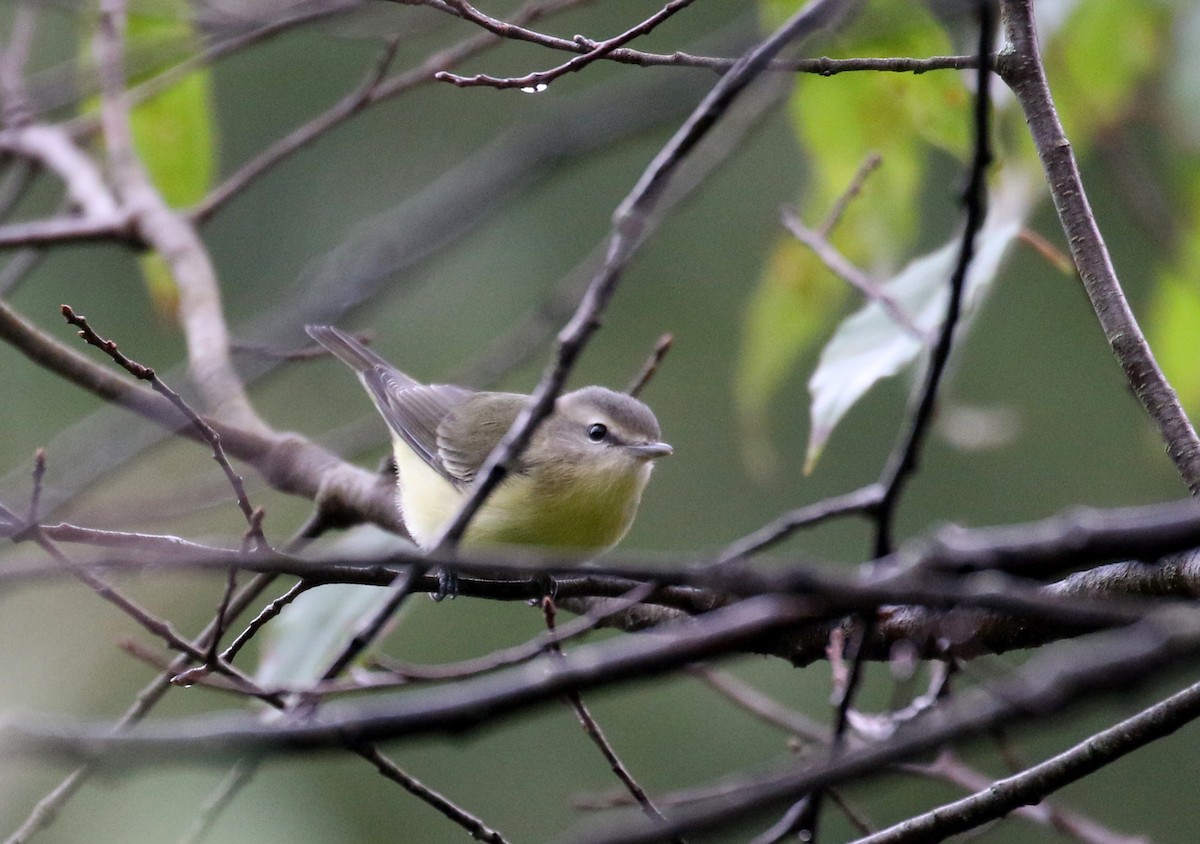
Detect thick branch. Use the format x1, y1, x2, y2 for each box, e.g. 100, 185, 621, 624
94, 1, 266, 432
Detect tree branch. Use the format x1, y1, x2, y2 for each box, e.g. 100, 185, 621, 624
997, 0, 1200, 495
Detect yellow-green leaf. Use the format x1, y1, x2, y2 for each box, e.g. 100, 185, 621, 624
1147, 272, 1200, 420
735, 234, 848, 480
1148, 167, 1200, 419
84, 1, 217, 320
778, 0, 968, 263
1046, 0, 1166, 148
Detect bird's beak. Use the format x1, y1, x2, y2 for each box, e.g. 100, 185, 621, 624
627, 441, 673, 460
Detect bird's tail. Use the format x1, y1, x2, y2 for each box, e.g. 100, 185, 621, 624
306, 324, 393, 374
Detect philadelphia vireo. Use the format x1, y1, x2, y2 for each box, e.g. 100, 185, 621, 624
307, 325, 672, 553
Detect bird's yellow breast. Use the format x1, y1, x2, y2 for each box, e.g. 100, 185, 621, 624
393, 436, 650, 553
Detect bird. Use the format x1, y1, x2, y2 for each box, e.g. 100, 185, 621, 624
307, 325, 672, 555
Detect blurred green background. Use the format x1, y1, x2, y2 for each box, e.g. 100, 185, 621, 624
2, 1, 1199, 842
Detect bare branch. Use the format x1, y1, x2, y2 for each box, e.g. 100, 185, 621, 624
0, 594, 815, 761
780, 211, 926, 340
854, 671, 1200, 844
541, 598, 681, 840
0, 298, 405, 536
625, 333, 674, 398
436, 0, 697, 90
94, 0, 265, 432
718, 485, 883, 562
0, 125, 118, 217
423, 0, 978, 79
60, 305, 265, 545
571, 608, 1200, 844
998, 0, 1200, 495
191, 34, 402, 221
818, 151, 882, 236
192, 0, 590, 223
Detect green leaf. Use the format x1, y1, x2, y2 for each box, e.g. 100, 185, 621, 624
1148, 166, 1200, 420
129, 66, 215, 209
779, 0, 969, 263
83, 1, 217, 320
126, 4, 216, 321
736, 235, 848, 479
1046, 0, 1167, 149
805, 171, 1033, 471
1147, 272, 1200, 421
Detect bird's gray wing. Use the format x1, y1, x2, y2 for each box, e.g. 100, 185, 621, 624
436, 392, 527, 485
306, 324, 475, 484
361, 369, 474, 485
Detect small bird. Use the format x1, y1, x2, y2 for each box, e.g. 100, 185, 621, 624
307, 325, 672, 554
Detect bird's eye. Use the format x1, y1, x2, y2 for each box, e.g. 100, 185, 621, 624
587, 423, 608, 442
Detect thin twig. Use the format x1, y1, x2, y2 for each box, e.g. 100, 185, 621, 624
873, 2, 995, 556
205, 565, 242, 668
425, 0, 977, 79
894, 750, 1145, 844
191, 0, 589, 222
692, 666, 828, 742
314, 564, 421, 683
355, 745, 510, 843
135, 585, 650, 699
176, 759, 260, 844
626, 333, 674, 397
192, 34, 401, 220
27, 523, 233, 555
221, 580, 316, 664
781, 210, 925, 339
541, 598, 681, 840
717, 484, 882, 562
818, 152, 882, 237
852, 669, 1200, 844
371, 582, 655, 684
436, 0, 696, 90
60, 304, 266, 547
